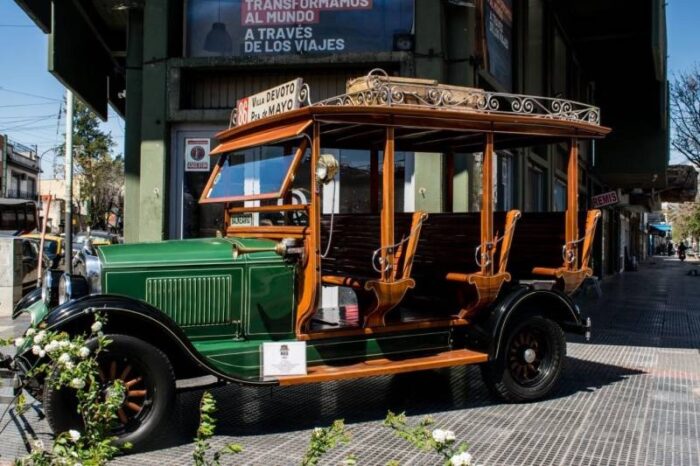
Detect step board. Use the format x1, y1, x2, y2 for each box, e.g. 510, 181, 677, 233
277, 348, 489, 386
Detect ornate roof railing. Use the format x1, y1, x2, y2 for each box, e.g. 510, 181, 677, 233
313, 69, 601, 126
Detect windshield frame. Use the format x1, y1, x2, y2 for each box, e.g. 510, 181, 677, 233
199, 137, 309, 205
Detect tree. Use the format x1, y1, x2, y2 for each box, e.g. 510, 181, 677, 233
60, 99, 124, 230
666, 202, 700, 244
671, 66, 700, 169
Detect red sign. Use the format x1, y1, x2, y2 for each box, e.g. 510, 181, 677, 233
591, 191, 619, 208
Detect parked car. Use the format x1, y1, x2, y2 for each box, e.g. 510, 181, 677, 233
4, 72, 606, 450
21, 233, 64, 270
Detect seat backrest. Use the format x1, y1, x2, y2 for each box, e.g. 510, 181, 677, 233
497, 209, 522, 274
396, 211, 428, 280
580, 209, 601, 269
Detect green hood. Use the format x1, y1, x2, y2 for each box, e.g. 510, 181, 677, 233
97, 237, 279, 269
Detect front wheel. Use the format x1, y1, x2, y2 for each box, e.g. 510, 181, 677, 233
481, 315, 566, 402
43, 334, 176, 451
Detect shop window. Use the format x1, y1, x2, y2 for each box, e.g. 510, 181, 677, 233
526, 164, 546, 212
554, 179, 566, 212
497, 152, 514, 211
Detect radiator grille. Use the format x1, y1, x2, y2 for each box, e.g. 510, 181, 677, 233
145, 275, 232, 326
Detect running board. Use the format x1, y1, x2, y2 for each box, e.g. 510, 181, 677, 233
277, 348, 489, 386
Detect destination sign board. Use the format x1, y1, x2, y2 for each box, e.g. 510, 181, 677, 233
235, 78, 303, 126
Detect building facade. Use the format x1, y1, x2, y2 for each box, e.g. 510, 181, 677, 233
16, 0, 670, 276
0, 134, 40, 201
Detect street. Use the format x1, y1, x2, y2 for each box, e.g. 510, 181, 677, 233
1, 256, 699, 465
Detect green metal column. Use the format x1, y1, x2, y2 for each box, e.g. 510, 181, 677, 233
413, 1, 445, 213
414, 0, 445, 81
124, 9, 143, 243
138, 0, 170, 242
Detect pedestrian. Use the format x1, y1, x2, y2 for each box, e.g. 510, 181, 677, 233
667, 241, 674, 256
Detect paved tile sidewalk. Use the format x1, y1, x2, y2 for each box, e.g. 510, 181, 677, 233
0, 256, 699, 465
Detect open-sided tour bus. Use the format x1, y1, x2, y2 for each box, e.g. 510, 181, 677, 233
7, 70, 609, 448
202, 69, 608, 394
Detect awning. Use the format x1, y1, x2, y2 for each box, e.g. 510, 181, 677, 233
649, 223, 671, 233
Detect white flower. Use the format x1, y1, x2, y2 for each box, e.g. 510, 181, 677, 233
91, 321, 102, 333
25, 328, 36, 337
64, 361, 75, 370
32, 331, 46, 344
78, 347, 90, 358
58, 340, 70, 349
58, 353, 72, 365
313, 427, 323, 438
432, 428, 455, 444
68, 429, 81, 442
14, 337, 25, 347
31, 439, 44, 451
70, 378, 85, 389
44, 341, 59, 353
450, 452, 473, 466
31, 345, 42, 355
39, 350, 46, 358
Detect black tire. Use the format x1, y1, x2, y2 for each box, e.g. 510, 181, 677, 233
481, 315, 566, 402
43, 334, 175, 451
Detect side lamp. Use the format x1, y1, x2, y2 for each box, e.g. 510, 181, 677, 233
316, 154, 339, 185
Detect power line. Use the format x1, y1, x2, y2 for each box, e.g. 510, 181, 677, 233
0, 102, 57, 108
0, 86, 61, 102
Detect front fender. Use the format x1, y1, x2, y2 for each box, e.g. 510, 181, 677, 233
42, 294, 275, 386
483, 286, 587, 360
12, 287, 43, 320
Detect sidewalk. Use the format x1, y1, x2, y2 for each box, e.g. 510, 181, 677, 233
0, 257, 699, 465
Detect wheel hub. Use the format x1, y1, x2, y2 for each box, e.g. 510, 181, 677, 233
523, 348, 536, 364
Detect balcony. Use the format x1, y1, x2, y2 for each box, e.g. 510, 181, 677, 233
6, 189, 38, 200
6, 138, 40, 172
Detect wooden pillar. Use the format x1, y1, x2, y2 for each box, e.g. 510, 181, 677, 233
381, 128, 396, 282
295, 125, 321, 334
566, 138, 579, 270
370, 147, 379, 214
481, 133, 494, 275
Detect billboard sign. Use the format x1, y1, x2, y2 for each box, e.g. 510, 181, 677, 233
591, 190, 620, 209
186, 0, 414, 58
481, 0, 513, 90
236, 78, 303, 125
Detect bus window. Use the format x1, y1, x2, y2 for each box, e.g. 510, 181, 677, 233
1, 209, 16, 230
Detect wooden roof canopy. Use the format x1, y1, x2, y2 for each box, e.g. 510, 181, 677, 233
212, 70, 610, 155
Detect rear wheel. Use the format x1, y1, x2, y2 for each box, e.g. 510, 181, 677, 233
481, 315, 566, 402
43, 334, 175, 450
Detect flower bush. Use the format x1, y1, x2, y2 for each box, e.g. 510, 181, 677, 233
193, 391, 243, 466
302, 420, 352, 466
12, 314, 129, 466
383, 411, 480, 466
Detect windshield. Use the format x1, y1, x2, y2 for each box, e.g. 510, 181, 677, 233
201, 139, 307, 204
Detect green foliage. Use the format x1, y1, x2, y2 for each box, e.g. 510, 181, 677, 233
383, 411, 474, 466
667, 202, 700, 243
193, 391, 243, 466
302, 420, 351, 466
13, 314, 129, 466
60, 99, 124, 229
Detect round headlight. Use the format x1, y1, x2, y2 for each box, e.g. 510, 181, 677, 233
41, 270, 51, 304
58, 274, 70, 305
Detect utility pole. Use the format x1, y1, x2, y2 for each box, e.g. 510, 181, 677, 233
64, 90, 74, 275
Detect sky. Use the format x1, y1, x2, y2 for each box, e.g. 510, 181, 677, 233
0, 1, 124, 179
0, 0, 698, 173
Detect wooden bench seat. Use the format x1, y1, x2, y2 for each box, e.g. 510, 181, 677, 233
321, 211, 428, 326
